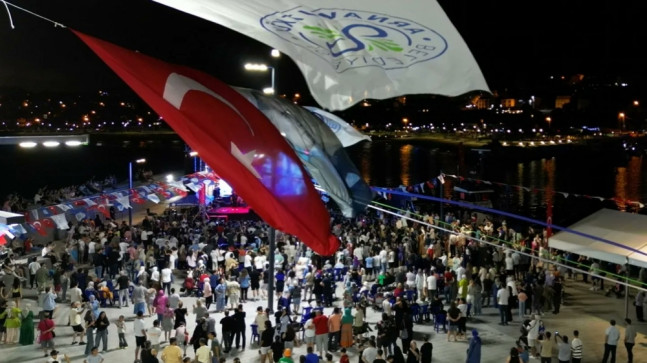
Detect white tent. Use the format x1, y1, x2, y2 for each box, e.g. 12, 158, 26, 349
548, 208, 647, 268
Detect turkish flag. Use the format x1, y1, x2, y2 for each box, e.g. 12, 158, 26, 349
42, 218, 56, 229
90, 204, 111, 219
30, 221, 47, 236
73, 30, 339, 255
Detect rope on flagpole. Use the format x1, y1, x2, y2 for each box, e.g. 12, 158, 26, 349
2, 1, 66, 28
1, 1, 14, 28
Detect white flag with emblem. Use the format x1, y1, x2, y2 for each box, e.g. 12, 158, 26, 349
153, 0, 489, 111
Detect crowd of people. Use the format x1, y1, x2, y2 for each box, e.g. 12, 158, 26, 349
0, 199, 644, 363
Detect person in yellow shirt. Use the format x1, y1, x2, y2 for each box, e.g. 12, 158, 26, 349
195, 337, 211, 363
161, 337, 183, 363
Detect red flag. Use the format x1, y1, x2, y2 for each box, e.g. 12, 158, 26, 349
73, 30, 339, 255
42, 218, 56, 229
90, 204, 111, 219
30, 221, 47, 236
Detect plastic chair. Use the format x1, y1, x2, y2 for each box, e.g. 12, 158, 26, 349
250, 324, 260, 345
434, 313, 447, 333
405, 290, 416, 303
421, 304, 431, 322
410, 304, 420, 323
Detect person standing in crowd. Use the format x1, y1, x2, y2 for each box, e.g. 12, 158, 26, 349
220, 310, 235, 353
555, 332, 570, 363
132, 280, 148, 316
602, 319, 619, 363
260, 321, 274, 363
233, 304, 246, 350
19, 303, 34, 346
195, 337, 212, 363
134, 311, 147, 362
570, 330, 583, 363
313, 309, 329, 357
37, 311, 56, 357
94, 311, 110, 352
466, 329, 481, 363
116, 314, 128, 349
161, 337, 183, 363
327, 307, 342, 350
420, 336, 432, 363
624, 318, 636, 363
84, 346, 105, 363
148, 319, 163, 352
117, 271, 130, 308
69, 301, 86, 345
538, 332, 554, 363
84, 309, 95, 356
340, 307, 354, 349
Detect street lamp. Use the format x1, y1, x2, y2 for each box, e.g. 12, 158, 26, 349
244, 63, 276, 95
128, 158, 146, 227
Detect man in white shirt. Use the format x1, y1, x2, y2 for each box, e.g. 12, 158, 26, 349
602, 319, 620, 363
147, 319, 163, 351
134, 311, 147, 362
426, 272, 437, 299
161, 264, 173, 295
69, 282, 83, 305
28, 257, 41, 289
570, 330, 583, 363
361, 340, 378, 363
87, 240, 97, 264
497, 285, 510, 326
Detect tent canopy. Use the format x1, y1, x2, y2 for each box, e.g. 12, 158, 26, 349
548, 208, 647, 268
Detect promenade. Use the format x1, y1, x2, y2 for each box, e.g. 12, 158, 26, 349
1, 265, 644, 362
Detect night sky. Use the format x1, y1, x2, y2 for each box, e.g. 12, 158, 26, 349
1, 0, 646, 99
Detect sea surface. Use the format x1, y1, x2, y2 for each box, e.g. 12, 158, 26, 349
3, 133, 647, 226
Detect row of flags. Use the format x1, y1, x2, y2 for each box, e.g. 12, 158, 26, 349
0, 172, 220, 242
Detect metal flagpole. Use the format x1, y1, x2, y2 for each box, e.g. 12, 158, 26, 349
267, 227, 275, 313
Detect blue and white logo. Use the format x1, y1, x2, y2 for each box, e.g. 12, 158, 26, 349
261, 8, 448, 73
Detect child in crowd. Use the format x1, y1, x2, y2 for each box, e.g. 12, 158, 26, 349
116, 315, 128, 349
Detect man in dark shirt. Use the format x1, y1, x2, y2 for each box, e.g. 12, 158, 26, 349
233, 304, 247, 349
116, 272, 130, 308
420, 336, 432, 363
220, 310, 235, 353
260, 321, 275, 363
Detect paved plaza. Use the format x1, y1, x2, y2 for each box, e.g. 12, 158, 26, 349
1, 266, 646, 363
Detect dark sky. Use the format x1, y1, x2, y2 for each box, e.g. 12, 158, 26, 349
1, 0, 646, 97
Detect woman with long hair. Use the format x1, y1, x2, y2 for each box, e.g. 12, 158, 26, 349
10, 277, 22, 307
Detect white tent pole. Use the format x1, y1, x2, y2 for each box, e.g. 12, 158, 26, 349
368, 203, 647, 293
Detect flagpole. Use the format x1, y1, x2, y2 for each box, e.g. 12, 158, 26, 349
267, 226, 275, 313
128, 161, 133, 228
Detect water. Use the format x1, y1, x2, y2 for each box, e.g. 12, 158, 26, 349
4, 134, 647, 226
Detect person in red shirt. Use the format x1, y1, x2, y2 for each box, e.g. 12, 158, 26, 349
312, 310, 329, 357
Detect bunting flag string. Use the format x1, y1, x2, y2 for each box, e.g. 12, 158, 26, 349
0, 171, 223, 242
378, 174, 646, 210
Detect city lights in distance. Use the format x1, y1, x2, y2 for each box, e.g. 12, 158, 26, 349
65, 140, 83, 147
43, 141, 60, 147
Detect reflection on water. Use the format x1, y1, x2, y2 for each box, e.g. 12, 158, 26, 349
399, 145, 413, 186
615, 156, 643, 211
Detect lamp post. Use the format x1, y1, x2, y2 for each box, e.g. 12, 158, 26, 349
128, 158, 146, 228
243, 63, 276, 95
244, 49, 280, 312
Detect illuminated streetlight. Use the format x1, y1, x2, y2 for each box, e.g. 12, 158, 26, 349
271, 49, 280, 58
244, 63, 275, 95
43, 141, 60, 147
19, 141, 37, 148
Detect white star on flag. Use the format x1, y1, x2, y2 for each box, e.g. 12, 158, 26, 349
231, 142, 261, 179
